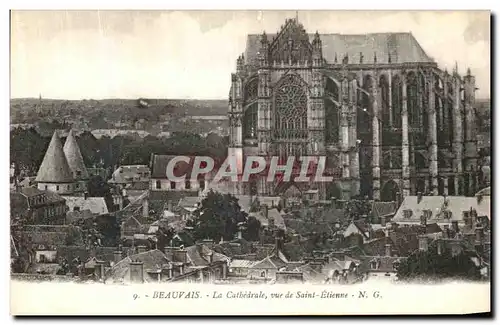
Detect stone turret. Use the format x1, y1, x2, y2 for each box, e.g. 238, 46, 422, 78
35, 130, 75, 195
63, 129, 89, 193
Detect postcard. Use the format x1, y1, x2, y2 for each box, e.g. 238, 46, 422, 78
9, 10, 491, 316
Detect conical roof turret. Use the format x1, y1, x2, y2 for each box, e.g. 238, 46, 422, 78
35, 131, 74, 183
63, 129, 89, 180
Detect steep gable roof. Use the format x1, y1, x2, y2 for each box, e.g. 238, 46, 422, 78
245, 32, 433, 66
35, 131, 74, 183
392, 196, 490, 223
63, 129, 89, 180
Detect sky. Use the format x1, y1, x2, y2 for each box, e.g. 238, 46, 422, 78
10, 10, 490, 100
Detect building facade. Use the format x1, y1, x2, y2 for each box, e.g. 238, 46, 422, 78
228, 18, 479, 201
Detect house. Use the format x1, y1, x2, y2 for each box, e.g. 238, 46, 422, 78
150, 155, 204, 193
228, 259, 256, 277
10, 187, 68, 225
372, 201, 398, 225
392, 194, 490, 226
105, 244, 230, 284
248, 233, 289, 281
109, 165, 150, 189
343, 220, 373, 243
359, 255, 406, 282
63, 196, 109, 215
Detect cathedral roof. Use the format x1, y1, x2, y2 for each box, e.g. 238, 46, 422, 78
244, 32, 433, 66
36, 131, 75, 183
63, 129, 89, 180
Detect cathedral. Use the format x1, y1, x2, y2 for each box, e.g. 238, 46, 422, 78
228, 18, 480, 202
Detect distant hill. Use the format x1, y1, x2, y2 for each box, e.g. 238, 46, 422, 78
10, 97, 229, 132
10, 98, 228, 116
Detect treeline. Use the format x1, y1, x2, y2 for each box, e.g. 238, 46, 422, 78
10, 127, 228, 177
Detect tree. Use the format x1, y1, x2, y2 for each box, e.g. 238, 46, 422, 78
191, 190, 248, 242
243, 216, 261, 242
344, 199, 372, 222
396, 246, 481, 282
87, 175, 115, 212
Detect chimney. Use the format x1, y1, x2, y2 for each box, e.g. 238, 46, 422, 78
380, 216, 386, 227
417, 192, 423, 203
95, 260, 105, 281
167, 263, 174, 279
84, 191, 89, 200
206, 251, 214, 264
262, 204, 269, 218
475, 227, 484, 243
418, 235, 429, 251
172, 249, 188, 263
437, 239, 445, 255
463, 211, 471, 229
113, 250, 123, 264
420, 214, 427, 227
202, 239, 214, 250
442, 226, 449, 239
451, 220, 459, 234
274, 231, 283, 253
142, 198, 149, 219
385, 243, 392, 257
164, 246, 175, 261
137, 245, 147, 254
129, 260, 144, 283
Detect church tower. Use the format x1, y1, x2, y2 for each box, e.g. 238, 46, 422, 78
63, 129, 89, 193
35, 130, 76, 195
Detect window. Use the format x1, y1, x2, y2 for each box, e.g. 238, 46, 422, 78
274, 75, 308, 141
200, 180, 206, 191
403, 209, 413, 219
185, 180, 191, 190
170, 182, 176, 190
56, 185, 60, 191
156, 180, 161, 190
243, 105, 257, 139
76, 170, 82, 178
325, 78, 340, 143
45, 185, 48, 190
391, 75, 403, 128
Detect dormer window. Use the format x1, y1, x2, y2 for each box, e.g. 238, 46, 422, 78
370, 260, 378, 270
76, 170, 82, 178
403, 209, 413, 219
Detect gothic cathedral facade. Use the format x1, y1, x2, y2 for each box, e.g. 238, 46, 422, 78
228, 18, 479, 202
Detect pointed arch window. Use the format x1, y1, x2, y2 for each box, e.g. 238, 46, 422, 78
243, 105, 257, 139
379, 75, 390, 126
391, 75, 403, 128
357, 74, 373, 142
407, 71, 420, 128
273, 74, 308, 140
243, 78, 258, 140
325, 78, 340, 143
